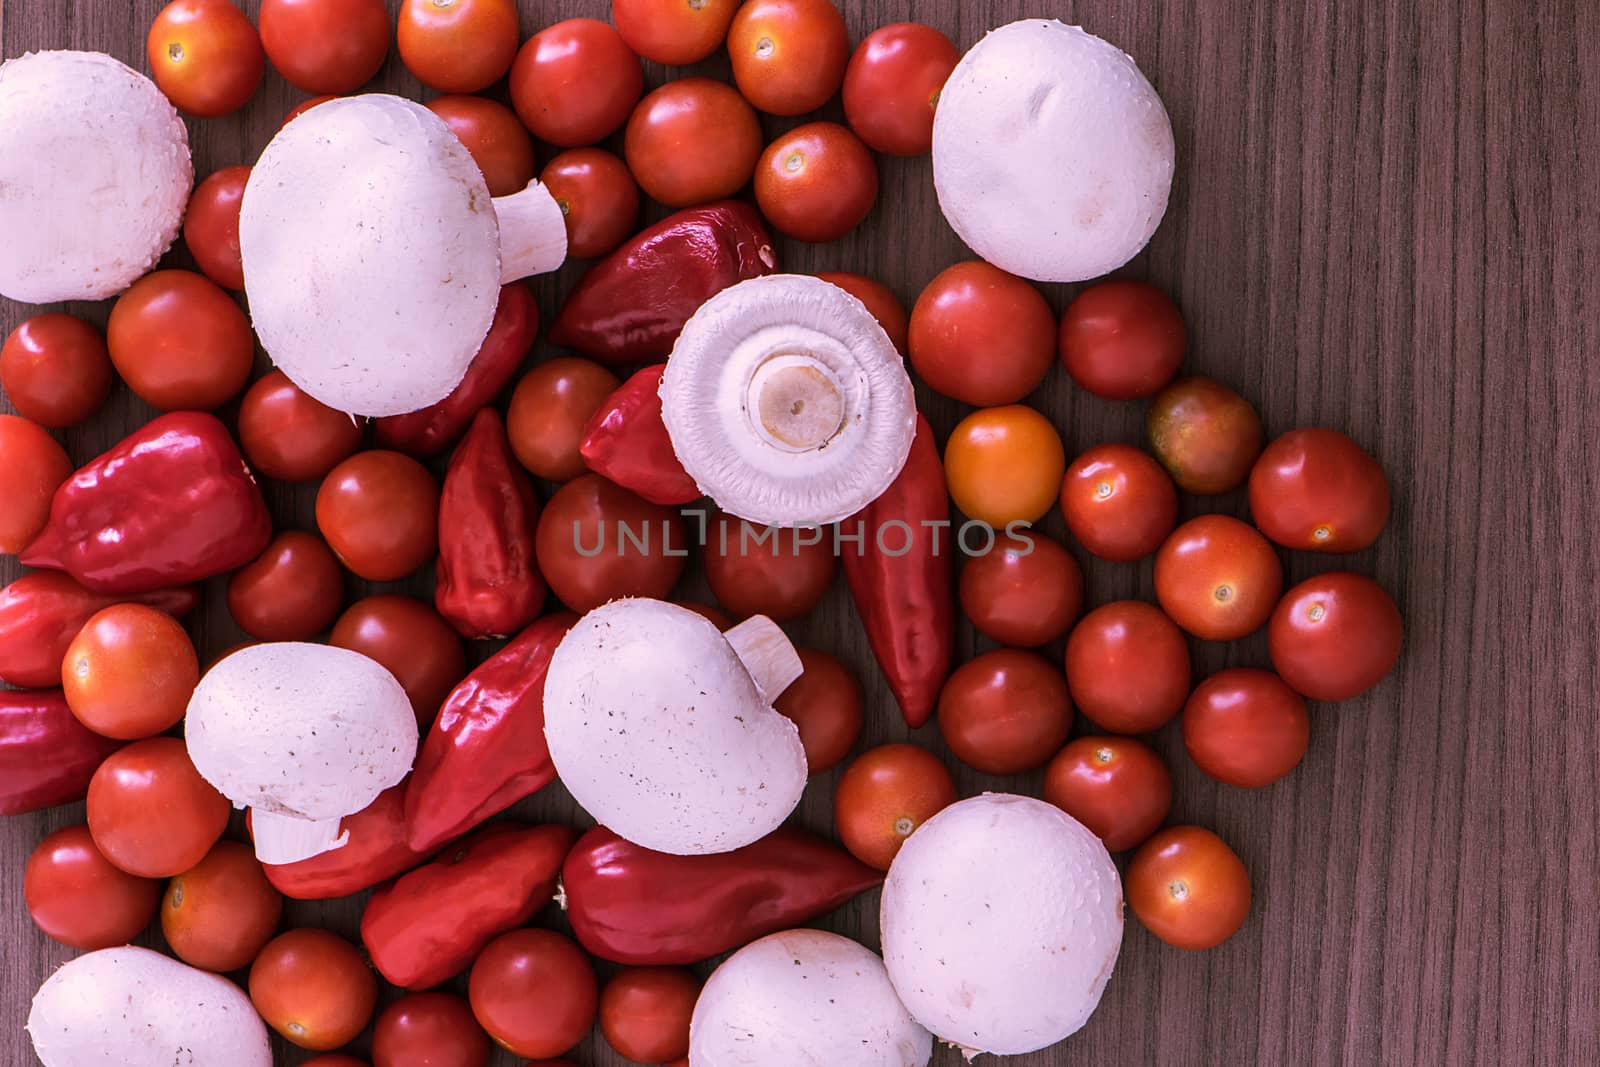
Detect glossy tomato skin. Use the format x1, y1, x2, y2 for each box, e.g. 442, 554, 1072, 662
510, 19, 643, 147
1127, 826, 1251, 950
1146, 376, 1264, 495
937, 649, 1074, 775
909, 261, 1057, 407
107, 270, 254, 412
147, 0, 265, 117
841, 22, 960, 156
1268, 572, 1403, 701
62, 604, 199, 740
315, 451, 440, 582
1060, 280, 1187, 401
162, 839, 284, 973
1248, 428, 1391, 552
728, 0, 849, 116
612, 0, 738, 66
426, 95, 537, 198
755, 122, 878, 242
238, 370, 363, 483
0, 415, 72, 555
541, 149, 640, 260
1065, 601, 1191, 734
773, 647, 863, 774
227, 531, 345, 641
469, 929, 598, 1059
1044, 736, 1172, 852
704, 512, 837, 621
1182, 668, 1310, 787
24, 825, 161, 950
1154, 515, 1283, 641
834, 743, 957, 870
535, 474, 688, 613
250, 928, 379, 1051
599, 967, 699, 1064
331, 595, 467, 726
1061, 444, 1179, 563
959, 531, 1083, 647
624, 78, 763, 208
397, 0, 519, 94
944, 405, 1066, 528
86, 737, 230, 879
816, 272, 908, 355
183, 166, 250, 291
373, 992, 491, 1067
506, 357, 621, 481
0, 314, 113, 428
259, 0, 391, 95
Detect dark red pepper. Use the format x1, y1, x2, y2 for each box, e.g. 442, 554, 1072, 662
405, 613, 577, 851
258, 784, 436, 900
0, 571, 199, 689
362, 822, 575, 990
374, 282, 540, 458
0, 690, 122, 815
549, 202, 778, 366
21, 412, 272, 595
840, 413, 955, 727
579, 364, 702, 507
562, 826, 882, 966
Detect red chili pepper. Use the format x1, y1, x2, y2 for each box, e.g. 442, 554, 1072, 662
840, 413, 955, 728
562, 826, 882, 966
258, 784, 436, 900
579, 364, 701, 507
405, 614, 577, 851
21, 412, 272, 595
374, 282, 540, 458
0, 690, 122, 815
362, 822, 575, 990
548, 202, 778, 366
0, 571, 199, 689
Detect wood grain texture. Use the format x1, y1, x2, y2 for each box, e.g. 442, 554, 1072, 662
3, 1, 1597, 1064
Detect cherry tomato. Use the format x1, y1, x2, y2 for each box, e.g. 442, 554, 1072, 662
541, 149, 640, 259
1059, 280, 1187, 401
773, 647, 863, 774
505, 357, 619, 482
1127, 826, 1251, 950
944, 405, 1066, 528
1154, 515, 1283, 641
0, 414, 72, 555
238, 370, 363, 484
728, 0, 849, 116
397, 0, 518, 94
259, 0, 391, 95
755, 122, 878, 242
841, 22, 959, 156
86, 738, 230, 879
1065, 601, 1191, 734
704, 513, 837, 621
959, 531, 1083, 648
909, 261, 1057, 406
1248, 428, 1391, 552
24, 825, 161, 950
162, 840, 283, 973
510, 19, 643, 147
834, 743, 956, 870
1060, 443, 1178, 563
0, 314, 113, 428
227, 531, 345, 642
183, 166, 250, 292
1268, 572, 1403, 701
535, 474, 688, 613
63, 604, 198, 741
612, 0, 738, 65
1045, 737, 1172, 852
107, 270, 254, 412
425, 95, 537, 198
937, 649, 1074, 775
600, 967, 699, 1064
250, 927, 379, 1051
331, 595, 467, 726
1182, 668, 1310, 788
283, 93, 338, 125
468, 929, 597, 1059
624, 78, 763, 208
147, 0, 265, 117
316, 451, 440, 582
1146, 376, 1263, 494
373, 992, 490, 1067
816, 272, 907, 355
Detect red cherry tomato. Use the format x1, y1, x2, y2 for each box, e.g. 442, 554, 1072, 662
816, 272, 908, 356
316, 451, 440, 582
510, 19, 642, 147
772, 647, 863, 774
1248, 428, 1392, 552
183, 166, 250, 292
0, 414, 72, 555
24, 825, 161, 950
238, 370, 363, 483
1154, 515, 1283, 641
0, 314, 113, 428
373, 992, 491, 1067
959, 531, 1083, 648
468, 929, 597, 1059
909, 262, 1057, 407
841, 23, 959, 156
62, 604, 198, 741
1059, 280, 1187, 401
1065, 601, 1191, 734
259, 0, 391, 95
147, 0, 265, 117
755, 122, 878, 242
944, 405, 1066, 528
704, 513, 837, 621
397, 0, 519, 94
1268, 572, 1403, 701
86, 738, 230, 879
937, 649, 1074, 775
331, 595, 467, 726
728, 0, 849, 116
541, 149, 640, 259
599, 967, 699, 1064
1060, 443, 1178, 563
506, 357, 622, 481
425, 95, 537, 198
1146, 376, 1263, 495
107, 270, 254, 412
1043, 736, 1172, 852
162, 840, 284, 973
535, 474, 688, 613
1127, 826, 1251, 950
227, 531, 346, 642
250, 928, 379, 1051
624, 78, 763, 209
1182, 668, 1310, 788
612, 0, 739, 66
834, 743, 956, 870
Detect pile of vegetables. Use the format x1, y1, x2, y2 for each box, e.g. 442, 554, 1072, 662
0, 0, 1404, 1064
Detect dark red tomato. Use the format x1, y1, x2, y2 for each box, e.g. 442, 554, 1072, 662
0, 414, 72, 555
331, 595, 467, 726
959, 531, 1084, 647
510, 19, 643, 147
754, 122, 878, 242
24, 825, 161, 950
227, 531, 345, 641
1127, 826, 1251, 950
1043, 736, 1172, 852
1065, 601, 1191, 734
426, 95, 537, 198
1059, 280, 1187, 401
259, 0, 391, 95
841, 23, 959, 156
535, 474, 688, 613
315, 451, 440, 582
1182, 668, 1310, 788
937, 649, 1073, 775
1146, 376, 1264, 495
468, 929, 597, 1059
1060, 443, 1178, 563
147, 0, 265, 117
1154, 515, 1283, 641
283, 93, 338, 125
541, 149, 640, 259
238, 370, 364, 483
612, 0, 739, 66
816, 272, 908, 355
704, 512, 837, 621
834, 743, 956, 870
86, 738, 230, 879
107, 270, 254, 412
373, 992, 490, 1067
1268, 572, 1403, 701
773, 647, 863, 774
397, 0, 519, 94
727, 0, 849, 116
251, 928, 379, 1050
599, 967, 699, 1064
63, 604, 199, 741
909, 261, 1057, 406
506, 357, 621, 481
0, 314, 112, 428
183, 166, 250, 292
162, 839, 284, 973
1248, 428, 1391, 552
624, 78, 763, 208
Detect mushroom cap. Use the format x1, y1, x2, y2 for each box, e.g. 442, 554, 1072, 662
690, 930, 933, 1067
240, 94, 502, 417
660, 274, 917, 528
543, 599, 808, 855
880, 793, 1124, 1056
932, 20, 1175, 283
0, 51, 192, 304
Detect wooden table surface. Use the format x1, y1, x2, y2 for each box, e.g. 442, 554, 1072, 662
3, 1, 1597, 1064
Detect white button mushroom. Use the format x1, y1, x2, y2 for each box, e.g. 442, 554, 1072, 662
240, 94, 568, 417
932, 20, 1176, 283
880, 793, 1124, 1058
543, 598, 808, 856
690, 929, 933, 1067
185, 643, 418, 865
0, 51, 193, 304
660, 274, 917, 528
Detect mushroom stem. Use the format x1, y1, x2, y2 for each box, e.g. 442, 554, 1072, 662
250, 810, 350, 865
724, 615, 805, 702
747, 354, 847, 452
495, 180, 569, 283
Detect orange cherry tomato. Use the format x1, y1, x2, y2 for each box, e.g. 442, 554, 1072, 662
1248, 428, 1391, 552
959, 530, 1083, 648
624, 78, 763, 208
1268, 571, 1403, 701
599, 967, 699, 1064
163, 840, 284, 973
728, 0, 849, 116
238, 370, 364, 484
227, 531, 346, 642
1146, 376, 1264, 495
704, 512, 837, 621
816, 272, 907, 356
1065, 601, 1191, 734
772, 647, 863, 774
373, 992, 491, 1067
0, 414, 72, 555
259, 0, 391, 95
250, 928, 379, 1051
534, 475, 688, 613
841, 22, 959, 156
755, 122, 878, 242
397, 0, 519, 93
909, 261, 1057, 407
315, 451, 441, 582
613, 0, 739, 65
184, 166, 250, 292
1059, 279, 1187, 401
468, 928, 598, 1059
63, 604, 198, 741
107, 270, 254, 412
834, 743, 956, 870
510, 19, 643, 147
506, 357, 621, 481
1060, 443, 1178, 563
24, 825, 161, 950
1154, 515, 1283, 641
937, 649, 1073, 775
147, 0, 265, 117
541, 149, 641, 259
331, 595, 467, 726
1044, 736, 1173, 852
0, 314, 113, 428
944, 405, 1066, 528
425, 95, 537, 198
86, 738, 230, 879
1182, 668, 1311, 788
1127, 826, 1251, 950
